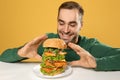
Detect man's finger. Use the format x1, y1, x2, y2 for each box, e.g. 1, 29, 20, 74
29, 34, 48, 46
69, 61, 80, 66
35, 54, 42, 62
34, 34, 48, 44
68, 42, 83, 52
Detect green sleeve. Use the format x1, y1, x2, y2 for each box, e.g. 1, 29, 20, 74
0, 46, 27, 63
86, 38, 120, 71
46, 33, 59, 38
0, 33, 58, 63
95, 48, 120, 71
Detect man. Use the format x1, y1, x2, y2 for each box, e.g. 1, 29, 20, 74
0, 1, 120, 71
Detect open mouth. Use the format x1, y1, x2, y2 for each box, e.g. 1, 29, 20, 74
61, 33, 72, 39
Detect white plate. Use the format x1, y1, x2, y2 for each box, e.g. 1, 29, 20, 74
33, 64, 72, 79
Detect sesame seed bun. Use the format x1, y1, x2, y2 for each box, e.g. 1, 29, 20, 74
43, 38, 67, 49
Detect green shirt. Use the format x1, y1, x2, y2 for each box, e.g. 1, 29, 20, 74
0, 33, 120, 71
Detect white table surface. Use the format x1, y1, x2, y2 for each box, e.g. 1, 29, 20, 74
0, 61, 120, 80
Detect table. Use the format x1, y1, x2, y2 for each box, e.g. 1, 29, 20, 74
0, 61, 120, 80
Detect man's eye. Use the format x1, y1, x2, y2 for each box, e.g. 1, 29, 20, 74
69, 24, 76, 27
59, 22, 64, 25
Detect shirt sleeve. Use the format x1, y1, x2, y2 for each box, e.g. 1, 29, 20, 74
0, 46, 27, 63
46, 33, 59, 38
0, 33, 58, 63
95, 48, 120, 71
87, 38, 120, 71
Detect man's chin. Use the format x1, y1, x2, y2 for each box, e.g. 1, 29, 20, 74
62, 39, 71, 44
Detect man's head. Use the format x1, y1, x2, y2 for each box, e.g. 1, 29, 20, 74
57, 1, 84, 44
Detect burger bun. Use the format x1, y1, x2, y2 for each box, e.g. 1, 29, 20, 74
43, 38, 66, 49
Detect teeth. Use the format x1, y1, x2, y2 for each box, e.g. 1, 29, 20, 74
60, 33, 71, 40
63, 34, 69, 37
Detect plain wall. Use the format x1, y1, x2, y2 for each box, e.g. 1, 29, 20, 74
0, 0, 120, 53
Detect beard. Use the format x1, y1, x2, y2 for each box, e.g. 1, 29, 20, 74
57, 30, 78, 44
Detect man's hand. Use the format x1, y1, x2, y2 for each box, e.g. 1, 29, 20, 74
68, 42, 96, 68
18, 34, 48, 62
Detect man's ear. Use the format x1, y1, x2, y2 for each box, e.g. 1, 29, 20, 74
81, 20, 83, 27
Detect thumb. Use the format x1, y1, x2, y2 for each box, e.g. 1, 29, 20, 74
69, 60, 80, 66
34, 54, 42, 62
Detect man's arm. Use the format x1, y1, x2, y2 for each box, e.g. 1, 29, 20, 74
92, 46, 120, 71
0, 47, 27, 62
68, 40, 120, 71
0, 34, 48, 63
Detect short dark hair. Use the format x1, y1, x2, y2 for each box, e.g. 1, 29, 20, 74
58, 1, 84, 20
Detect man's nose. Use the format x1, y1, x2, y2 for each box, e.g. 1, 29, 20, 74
64, 25, 70, 33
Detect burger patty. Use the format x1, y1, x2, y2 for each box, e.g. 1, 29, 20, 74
45, 60, 67, 68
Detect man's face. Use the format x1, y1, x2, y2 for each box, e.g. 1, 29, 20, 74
57, 9, 82, 43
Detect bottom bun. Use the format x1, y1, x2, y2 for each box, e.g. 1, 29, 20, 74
41, 67, 65, 76
50, 70, 63, 76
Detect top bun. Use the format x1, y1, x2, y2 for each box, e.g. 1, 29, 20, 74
43, 38, 66, 49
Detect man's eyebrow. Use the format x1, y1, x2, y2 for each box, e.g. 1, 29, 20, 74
58, 19, 64, 22
69, 21, 77, 24
58, 19, 77, 25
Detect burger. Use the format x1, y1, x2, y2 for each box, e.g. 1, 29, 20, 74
40, 38, 67, 76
